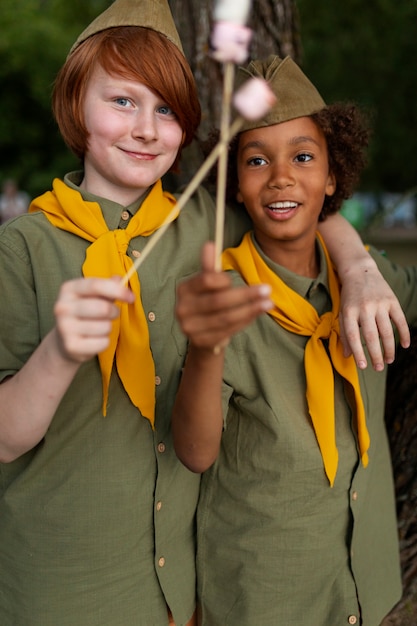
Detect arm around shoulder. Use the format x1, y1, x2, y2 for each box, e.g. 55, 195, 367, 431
318, 213, 410, 370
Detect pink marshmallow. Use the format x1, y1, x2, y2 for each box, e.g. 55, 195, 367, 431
211, 21, 252, 64
233, 78, 277, 121
213, 0, 252, 26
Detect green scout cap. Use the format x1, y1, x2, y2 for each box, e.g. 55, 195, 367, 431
70, 0, 183, 55
237, 55, 325, 132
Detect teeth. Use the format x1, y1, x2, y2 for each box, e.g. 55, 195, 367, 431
269, 201, 297, 209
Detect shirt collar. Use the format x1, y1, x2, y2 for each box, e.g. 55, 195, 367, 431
64, 171, 152, 229
250, 231, 330, 299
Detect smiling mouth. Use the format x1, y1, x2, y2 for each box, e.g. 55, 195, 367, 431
122, 148, 158, 160
267, 201, 298, 212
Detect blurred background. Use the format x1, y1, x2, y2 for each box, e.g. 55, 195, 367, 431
1, 0, 417, 254
297, 0, 417, 267
1, 1, 417, 623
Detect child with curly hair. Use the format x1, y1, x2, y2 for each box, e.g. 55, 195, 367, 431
172, 55, 417, 625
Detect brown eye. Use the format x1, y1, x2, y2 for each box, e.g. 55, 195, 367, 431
248, 156, 267, 166
295, 153, 313, 163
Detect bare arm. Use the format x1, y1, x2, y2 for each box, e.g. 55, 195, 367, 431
172, 242, 272, 473
318, 213, 410, 370
0, 277, 134, 462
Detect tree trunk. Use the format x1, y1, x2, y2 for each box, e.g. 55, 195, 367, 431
382, 328, 417, 625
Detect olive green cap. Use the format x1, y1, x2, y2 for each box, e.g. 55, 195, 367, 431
69, 0, 183, 55
237, 55, 325, 131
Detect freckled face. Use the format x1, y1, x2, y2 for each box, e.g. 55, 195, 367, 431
236, 117, 336, 259
81, 65, 184, 205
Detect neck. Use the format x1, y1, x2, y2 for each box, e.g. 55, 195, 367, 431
255, 236, 320, 278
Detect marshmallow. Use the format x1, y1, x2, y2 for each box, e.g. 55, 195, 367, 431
213, 0, 252, 26
211, 21, 252, 64
233, 78, 277, 121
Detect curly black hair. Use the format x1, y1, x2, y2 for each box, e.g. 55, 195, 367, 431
202, 102, 371, 221
311, 103, 371, 218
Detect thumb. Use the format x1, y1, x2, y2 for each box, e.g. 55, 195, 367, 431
200, 241, 217, 273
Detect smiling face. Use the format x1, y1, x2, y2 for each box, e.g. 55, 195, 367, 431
81, 65, 184, 205
236, 116, 336, 274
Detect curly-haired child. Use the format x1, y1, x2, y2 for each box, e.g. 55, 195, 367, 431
172, 55, 417, 625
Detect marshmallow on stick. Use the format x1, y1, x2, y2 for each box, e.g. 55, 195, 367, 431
233, 77, 277, 121
121, 77, 275, 284
213, 0, 252, 24
211, 0, 252, 64
211, 0, 253, 270
213, 60, 234, 271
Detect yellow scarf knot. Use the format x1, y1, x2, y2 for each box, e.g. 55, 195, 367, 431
222, 231, 370, 486
313, 310, 339, 340
30, 178, 179, 426
115, 229, 130, 254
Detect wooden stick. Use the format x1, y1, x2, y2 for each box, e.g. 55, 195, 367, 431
122, 116, 244, 284
214, 61, 235, 271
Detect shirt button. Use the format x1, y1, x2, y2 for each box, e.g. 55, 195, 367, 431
158, 557, 165, 567
148, 311, 156, 322
155, 375, 161, 386
157, 442, 166, 453
348, 616, 358, 625
132, 249, 141, 258
352, 491, 358, 501
156, 501, 162, 511
121, 210, 130, 221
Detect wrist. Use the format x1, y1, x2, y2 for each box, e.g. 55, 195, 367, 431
338, 253, 378, 280
186, 341, 228, 365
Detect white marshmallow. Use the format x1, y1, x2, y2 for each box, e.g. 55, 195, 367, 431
211, 21, 252, 63
233, 78, 277, 121
213, 0, 252, 25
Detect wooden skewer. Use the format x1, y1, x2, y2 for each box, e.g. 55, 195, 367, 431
214, 60, 235, 272
122, 115, 244, 285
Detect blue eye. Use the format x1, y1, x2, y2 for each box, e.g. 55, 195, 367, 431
115, 97, 130, 107
157, 105, 176, 117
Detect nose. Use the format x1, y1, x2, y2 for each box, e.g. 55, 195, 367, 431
267, 161, 295, 190
132, 108, 158, 142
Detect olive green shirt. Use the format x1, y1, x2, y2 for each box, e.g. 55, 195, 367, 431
197, 236, 417, 626
0, 174, 247, 626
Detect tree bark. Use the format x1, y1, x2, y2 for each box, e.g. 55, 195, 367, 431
382, 328, 417, 625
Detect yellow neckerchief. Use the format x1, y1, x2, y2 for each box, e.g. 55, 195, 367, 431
30, 177, 179, 425
222, 231, 370, 486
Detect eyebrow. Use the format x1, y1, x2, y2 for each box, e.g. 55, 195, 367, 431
240, 135, 320, 152
288, 135, 320, 146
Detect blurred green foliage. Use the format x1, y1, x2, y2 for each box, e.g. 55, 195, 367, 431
0, 0, 111, 197
296, 0, 417, 194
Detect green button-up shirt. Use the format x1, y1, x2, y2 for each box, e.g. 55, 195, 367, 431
0, 174, 247, 626
197, 236, 417, 626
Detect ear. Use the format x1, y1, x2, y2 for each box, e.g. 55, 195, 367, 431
236, 188, 243, 204
325, 171, 336, 197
